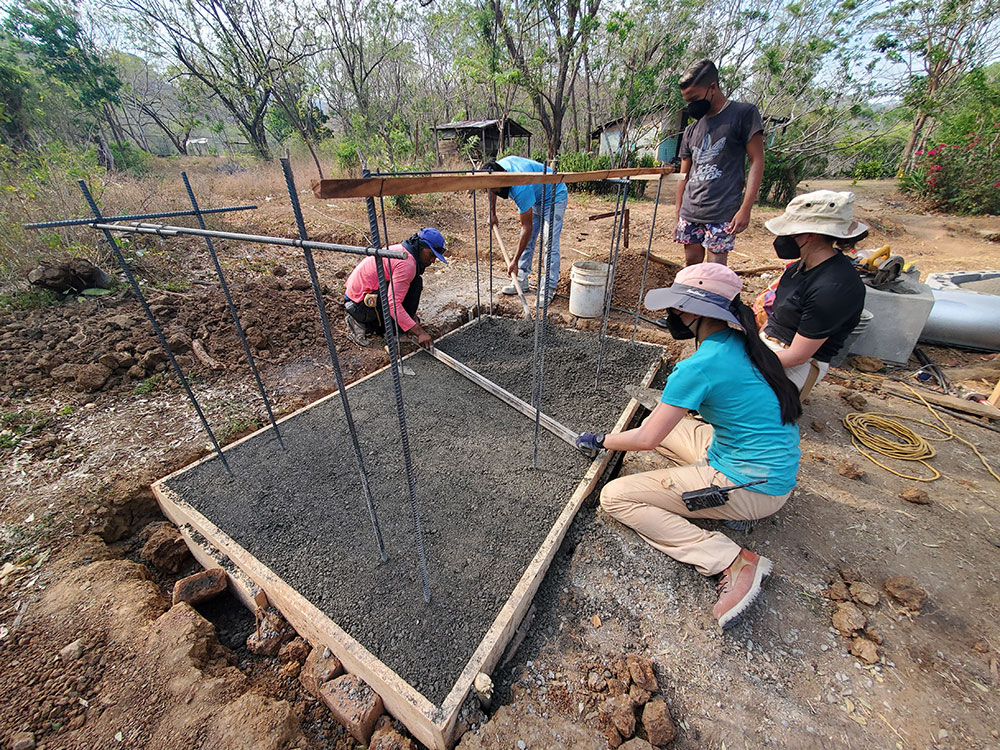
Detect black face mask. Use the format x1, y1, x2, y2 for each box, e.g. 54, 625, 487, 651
773, 235, 803, 259
665, 310, 695, 340
688, 98, 711, 120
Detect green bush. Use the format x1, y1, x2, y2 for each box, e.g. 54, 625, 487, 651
905, 129, 1000, 214
109, 142, 154, 177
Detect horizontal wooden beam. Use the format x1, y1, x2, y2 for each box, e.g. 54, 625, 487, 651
311, 167, 677, 199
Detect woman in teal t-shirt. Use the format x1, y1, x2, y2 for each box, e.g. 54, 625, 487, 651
576, 263, 801, 630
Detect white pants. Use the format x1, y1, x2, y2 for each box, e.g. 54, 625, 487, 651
760, 332, 829, 398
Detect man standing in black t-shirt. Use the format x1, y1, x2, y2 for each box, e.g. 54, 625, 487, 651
673, 60, 765, 267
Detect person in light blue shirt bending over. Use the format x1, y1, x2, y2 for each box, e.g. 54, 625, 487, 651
485, 155, 568, 304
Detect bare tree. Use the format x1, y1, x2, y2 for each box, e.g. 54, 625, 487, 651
490, 0, 601, 158
118, 0, 317, 160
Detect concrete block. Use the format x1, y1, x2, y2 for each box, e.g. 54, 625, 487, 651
299, 647, 344, 698
318, 673, 384, 744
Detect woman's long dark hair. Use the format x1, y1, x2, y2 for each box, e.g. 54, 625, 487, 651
729, 298, 803, 424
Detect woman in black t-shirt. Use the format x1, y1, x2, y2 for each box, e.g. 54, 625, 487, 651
762, 191, 868, 397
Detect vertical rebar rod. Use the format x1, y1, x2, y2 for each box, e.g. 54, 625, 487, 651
362, 169, 431, 605
377, 195, 403, 351
78, 181, 232, 475
595, 180, 630, 390
472, 190, 482, 322
181, 173, 284, 448
488, 214, 494, 316
633, 175, 664, 342
279, 159, 387, 563
529, 164, 550, 401
532, 159, 559, 468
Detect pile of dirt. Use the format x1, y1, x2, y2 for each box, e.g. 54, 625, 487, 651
0, 277, 386, 397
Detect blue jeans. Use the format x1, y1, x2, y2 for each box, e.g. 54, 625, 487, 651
516, 199, 566, 294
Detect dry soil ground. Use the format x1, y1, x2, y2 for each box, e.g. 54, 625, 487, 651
1, 160, 999, 750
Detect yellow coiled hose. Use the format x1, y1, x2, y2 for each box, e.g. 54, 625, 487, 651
842, 384, 1000, 485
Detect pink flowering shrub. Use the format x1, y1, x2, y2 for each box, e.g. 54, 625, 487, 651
906, 124, 1000, 214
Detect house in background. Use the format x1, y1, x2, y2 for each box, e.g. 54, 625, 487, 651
592, 106, 788, 163
431, 119, 532, 161
592, 108, 688, 163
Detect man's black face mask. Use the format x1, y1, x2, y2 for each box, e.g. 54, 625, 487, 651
665, 310, 695, 340
773, 235, 803, 259
688, 97, 711, 120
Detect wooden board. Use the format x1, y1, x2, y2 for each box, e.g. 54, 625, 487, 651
879, 382, 1000, 421
312, 167, 679, 199
151, 320, 662, 749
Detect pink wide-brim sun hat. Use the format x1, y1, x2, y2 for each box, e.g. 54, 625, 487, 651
644, 263, 745, 331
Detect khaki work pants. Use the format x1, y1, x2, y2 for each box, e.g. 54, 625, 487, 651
600, 419, 790, 576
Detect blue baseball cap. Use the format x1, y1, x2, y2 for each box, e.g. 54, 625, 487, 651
417, 227, 448, 263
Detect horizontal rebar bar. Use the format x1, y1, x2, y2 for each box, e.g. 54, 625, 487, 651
89, 222, 408, 259
24, 205, 257, 230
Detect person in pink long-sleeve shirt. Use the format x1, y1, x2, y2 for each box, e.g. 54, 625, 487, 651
344, 227, 447, 347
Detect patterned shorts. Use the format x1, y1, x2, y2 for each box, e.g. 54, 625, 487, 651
674, 218, 735, 254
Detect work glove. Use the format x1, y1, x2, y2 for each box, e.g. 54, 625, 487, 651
575, 432, 605, 459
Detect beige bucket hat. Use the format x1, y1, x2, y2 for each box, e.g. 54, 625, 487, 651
765, 190, 869, 238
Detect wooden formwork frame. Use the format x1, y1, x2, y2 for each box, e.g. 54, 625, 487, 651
151, 321, 661, 749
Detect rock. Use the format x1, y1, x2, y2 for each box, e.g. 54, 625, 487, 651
127, 364, 146, 379
10, 731, 36, 750
289, 277, 311, 291
272, 264, 287, 277
900, 488, 931, 504
172, 568, 227, 606
166, 331, 192, 353
850, 355, 883, 373
606, 677, 628, 696
604, 695, 635, 739
318, 673, 384, 744
27, 258, 112, 293
369, 719, 416, 750
826, 580, 850, 601
836, 564, 862, 583
864, 627, 884, 645
885, 576, 927, 610
811, 420, 826, 432
832, 601, 866, 635
280, 660, 301, 678
626, 653, 658, 692
849, 581, 880, 607
50, 363, 80, 383
837, 460, 865, 480
107, 314, 133, 330
600, 720, 623, 749
642, 698, 677, 745
59, 638, 85, 662
299, 647, 344, 697
278, 637, 310, 665
839, 389, 868, 410
851, 636, 880, 664
97, 352, 119, 370
246, 609, 296, 656
75, 363, 112, 392
138, 349, 168, 373
628, 683, 651, 707
620, 740, 655, 750
587, 671, 607, 692
139, 525, 190, 573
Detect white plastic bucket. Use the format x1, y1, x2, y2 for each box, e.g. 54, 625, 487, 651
569, 261, 610, 318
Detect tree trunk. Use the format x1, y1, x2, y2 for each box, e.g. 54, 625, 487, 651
901, 111, 930, 172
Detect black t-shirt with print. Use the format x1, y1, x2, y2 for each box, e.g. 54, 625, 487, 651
764, 252, 865, 362
679, 100, 764, 224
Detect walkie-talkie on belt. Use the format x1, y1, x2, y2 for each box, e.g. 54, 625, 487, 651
681, 478, 768, 511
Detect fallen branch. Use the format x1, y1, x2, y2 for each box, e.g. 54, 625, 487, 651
192, 339, 224, 370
